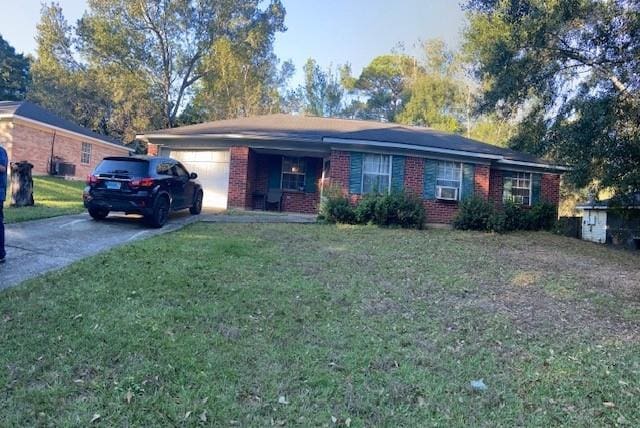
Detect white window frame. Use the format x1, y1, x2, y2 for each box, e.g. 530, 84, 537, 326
435, 161, 463, 201
80, 142, 92, 165
503, 171, 532, 206
361, 153, 392, 194
280, 156, 306, 191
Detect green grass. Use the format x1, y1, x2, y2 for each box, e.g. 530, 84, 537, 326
1, 224, 639, 426
3, 176, 86, 223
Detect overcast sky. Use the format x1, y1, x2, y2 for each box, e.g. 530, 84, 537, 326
0, 0, 467, 86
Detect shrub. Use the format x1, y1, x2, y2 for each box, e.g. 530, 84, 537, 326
354, 193, 378, 224
371, 191, 426, 229
527, 202, 557, 230
318, 190, 356, 224
453, 196, 496, 231
502, 200, 525, 231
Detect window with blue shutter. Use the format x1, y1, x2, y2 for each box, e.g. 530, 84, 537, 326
531, 173, 542, 204
391, 156, 405, 192
461, 163, 475, 200
424, 159, 437, 200
349, 152, 363, 194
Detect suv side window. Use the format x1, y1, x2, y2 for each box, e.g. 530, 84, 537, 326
156, 162, 172, 176
172, 163, 189, 179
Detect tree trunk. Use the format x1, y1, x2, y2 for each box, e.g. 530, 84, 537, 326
10, 161, 35, 207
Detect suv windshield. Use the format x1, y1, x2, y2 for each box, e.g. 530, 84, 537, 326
94, 160, 149, 176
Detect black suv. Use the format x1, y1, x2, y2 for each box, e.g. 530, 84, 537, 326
83, 156, 204, 227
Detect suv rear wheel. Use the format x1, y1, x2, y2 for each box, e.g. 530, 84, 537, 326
146, 196, 170, 228
190, 191, 203, 215
88, 207, 109, 220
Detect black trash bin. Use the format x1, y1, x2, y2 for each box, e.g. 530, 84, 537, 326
10, 161, 34, 207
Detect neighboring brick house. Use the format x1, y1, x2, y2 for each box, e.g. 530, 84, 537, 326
137, 114, 566, 223
0, 101, 130, 179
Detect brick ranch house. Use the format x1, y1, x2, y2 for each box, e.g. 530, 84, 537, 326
0, 101, 130, 179
137, 114, 566, 223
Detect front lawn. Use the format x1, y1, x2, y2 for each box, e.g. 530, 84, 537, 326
1, 224, 639, 426
3, 176, 86, 223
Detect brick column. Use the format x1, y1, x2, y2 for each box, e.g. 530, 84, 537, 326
228, 146, 251, 209
488, 168, 503, 206
474, 165, 490, 200
404, 156, 424, 196
542, 173, 560, 205
328, 150, 350, 195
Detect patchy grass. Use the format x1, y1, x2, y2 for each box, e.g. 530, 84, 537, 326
0, 224, 639, 426
3, 176, 86, 223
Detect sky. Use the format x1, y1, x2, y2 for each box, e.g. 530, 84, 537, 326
0, 0, 467, 86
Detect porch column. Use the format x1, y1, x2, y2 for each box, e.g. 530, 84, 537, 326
228, 146, 251, 210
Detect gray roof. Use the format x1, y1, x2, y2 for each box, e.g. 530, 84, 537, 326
578, 193, 640, 210
0, 100, 124, 147
141, 113, 550, 164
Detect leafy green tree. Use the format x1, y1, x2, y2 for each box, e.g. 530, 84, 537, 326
464, 0, 640, 194
0, 35, 30, 101
78, 0, 286, 128
294, 58, 343, 117
354, 54, 416, 121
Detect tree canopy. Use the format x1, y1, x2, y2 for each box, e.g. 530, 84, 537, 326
0, 35, 30, 101
464, 0, 640, 195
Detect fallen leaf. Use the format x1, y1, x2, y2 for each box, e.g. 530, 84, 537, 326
278, 396, 288, 405
417, 396, 426, 407
331, 416, 338, 424
200, 411, 207, 422
72, 314, 83, 320
125, 389, 133, 404
202, 396, 209, 404
90, 413, 101, 423
345, 417, 352, 427
184, 411, 191, 419
603, 401, 615, 408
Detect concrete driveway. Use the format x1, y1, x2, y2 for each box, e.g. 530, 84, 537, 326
1, 212, 199, 290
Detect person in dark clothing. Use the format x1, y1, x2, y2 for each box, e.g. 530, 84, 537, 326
0, 144, 7, 263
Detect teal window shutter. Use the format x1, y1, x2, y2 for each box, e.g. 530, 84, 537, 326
531, 173, 542, 204
304, 158, 318, 193
461, 163, 475, 199
268, 155, 282, 189
349, 152, 363, 194
391, 156, 405, 192
423, 159, 437, 200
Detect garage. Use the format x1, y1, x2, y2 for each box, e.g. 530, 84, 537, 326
168, 150, 230, 209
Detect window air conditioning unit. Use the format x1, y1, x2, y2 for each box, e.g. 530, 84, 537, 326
436, 186, 458, 201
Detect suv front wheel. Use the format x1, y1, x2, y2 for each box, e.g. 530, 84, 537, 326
190, 190, 203, 215
146, 196, 170, 228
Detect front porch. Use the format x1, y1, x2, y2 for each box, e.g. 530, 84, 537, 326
228, 147, 327, 214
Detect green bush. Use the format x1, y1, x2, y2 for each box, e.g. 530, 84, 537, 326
354, 193, 378, 224
454, 197, 557, 233
527, 202, 558, 230
453, 196, 496, 231
318, 192, 356, 224
321, 190, 425, 229
371, 191, 426, 229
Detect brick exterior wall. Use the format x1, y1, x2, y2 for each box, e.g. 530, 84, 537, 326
6, 120, 129, 179
404, 156, 424, 196
328, 150, 350, 194
228, 146, 251, 209
489, 168, 504, 206
542, 173, 560, 205
474, 165, 490, 200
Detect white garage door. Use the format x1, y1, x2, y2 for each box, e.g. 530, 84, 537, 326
170, 150, 230, 209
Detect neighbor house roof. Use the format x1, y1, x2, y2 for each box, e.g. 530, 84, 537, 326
0, 100, 125, 148
577, 193, 640, 210
138, 114, 567, 171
